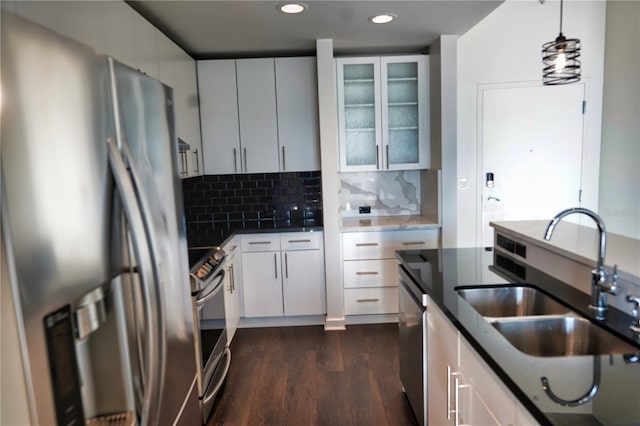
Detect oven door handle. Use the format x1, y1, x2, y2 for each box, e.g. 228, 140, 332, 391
202, 347, 232, 405
196, 268, 226, 307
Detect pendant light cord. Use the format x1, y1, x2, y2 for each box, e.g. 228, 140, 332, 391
559, 0, 564, 34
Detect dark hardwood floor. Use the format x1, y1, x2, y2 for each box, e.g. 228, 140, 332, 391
207, 323, 418, 426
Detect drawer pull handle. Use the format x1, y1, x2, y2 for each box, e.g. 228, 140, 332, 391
229, 244, 237, 251
356, 298, 379, 303
288, 239, 311, 243
356, 271, 379, 276
249, 241, 272, 245
402, 241, 425, 246
356, 243, 378, 247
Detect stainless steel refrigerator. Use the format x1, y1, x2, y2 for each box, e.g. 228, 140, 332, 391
1, 12, 199, 425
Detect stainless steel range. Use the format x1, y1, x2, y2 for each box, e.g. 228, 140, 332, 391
189, 247, 231, 424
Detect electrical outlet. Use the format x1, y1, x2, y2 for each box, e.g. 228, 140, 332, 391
359, 206, 371, 214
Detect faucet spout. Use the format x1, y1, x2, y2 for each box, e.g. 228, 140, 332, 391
544, 207, 617, 320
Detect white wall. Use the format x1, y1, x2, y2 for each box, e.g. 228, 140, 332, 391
599, 0, 640, 240
456, 0, 607, 247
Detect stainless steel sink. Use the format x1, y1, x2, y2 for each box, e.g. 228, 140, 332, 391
456, 285, 571, 318
456, 285, 640, 358
491, 316, 640, 357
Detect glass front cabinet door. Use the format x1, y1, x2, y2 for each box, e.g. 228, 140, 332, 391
336, 55, 429, 172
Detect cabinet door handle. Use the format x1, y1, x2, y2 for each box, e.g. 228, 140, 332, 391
285, 253, 288, 278
274, 253, 278, 279
356, 298, 379, 303
230, 264, 235, 292
386, 144, 389, 169
180, 150, 187, 177
282, 146, 286, 171
233, 148, 238, 173
193, 149, 199, 174
243, 148, 248, 172
376, 145, 380, 169
248, 241, 271, 245
454, 375, 460, 426
402, 241, 425, 246
356, 242, 378, 247
288, 239, 311, 243
453, 373, 470, 426
356, 271, 378, 276
447, 366, 453, 420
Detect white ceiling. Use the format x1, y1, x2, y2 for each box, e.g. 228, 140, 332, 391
126, 1, 504, 59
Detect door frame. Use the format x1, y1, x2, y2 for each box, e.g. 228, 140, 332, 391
475, 79, 600, 248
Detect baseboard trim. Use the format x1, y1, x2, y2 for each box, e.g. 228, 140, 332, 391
345, 313, 398, 325
238, 315, 325, 328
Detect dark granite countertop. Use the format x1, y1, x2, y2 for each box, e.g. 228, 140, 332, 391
397, 247, 640, 426
187, 226, 323, 266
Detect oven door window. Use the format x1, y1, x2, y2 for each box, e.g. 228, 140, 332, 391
197, 270, 226, 370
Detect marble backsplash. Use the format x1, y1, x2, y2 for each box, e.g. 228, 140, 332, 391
340, 171, 421, 217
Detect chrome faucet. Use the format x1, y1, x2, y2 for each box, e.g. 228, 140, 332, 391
544, 207, 618, 320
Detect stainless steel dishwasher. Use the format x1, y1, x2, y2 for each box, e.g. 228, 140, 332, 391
399, 264, 429, 426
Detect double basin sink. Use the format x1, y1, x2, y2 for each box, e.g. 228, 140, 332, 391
456, 285, 640, 357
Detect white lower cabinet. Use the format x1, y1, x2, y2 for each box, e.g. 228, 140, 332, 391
342, 229, 438, 316
282, 249, 325, 316
241, 232, 325, 318
428, 301, 539, 426
242, 250, 284, 317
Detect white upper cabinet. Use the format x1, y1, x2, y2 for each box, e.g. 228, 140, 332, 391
275, 57, 321, 172
157, 31, 203, 177
197, 60, 242, 175
15, 2, 137, 70
236, 58, 281, 173
337, 55, 429, 172
132, 13, 160, 79
13, 2, 203, 178
199, 56, 320, 174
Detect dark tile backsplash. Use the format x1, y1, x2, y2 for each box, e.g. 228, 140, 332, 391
182, 171, 322, 247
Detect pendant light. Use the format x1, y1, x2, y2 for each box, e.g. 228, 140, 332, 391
542, 0, 581, 85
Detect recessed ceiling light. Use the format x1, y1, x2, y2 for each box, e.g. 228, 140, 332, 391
369, 13, 396, 24
279, 3, 307, 14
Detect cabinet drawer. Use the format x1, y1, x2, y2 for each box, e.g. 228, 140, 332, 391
343, 259, 398, 288
280, 231, 322, 251
241, 234, 281, 252
344, 287, 398, 315
342, 229, 438, 260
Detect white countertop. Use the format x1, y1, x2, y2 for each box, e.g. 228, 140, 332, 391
341, 215, 440, 232
491, 220, 640, 281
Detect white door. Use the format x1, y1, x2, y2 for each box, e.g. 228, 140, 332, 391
480, 83, 585, 247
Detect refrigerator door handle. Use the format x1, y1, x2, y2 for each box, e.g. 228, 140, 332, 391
106, 136, 164, 426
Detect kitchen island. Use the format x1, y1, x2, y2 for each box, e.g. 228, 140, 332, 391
397, 247, 640, 426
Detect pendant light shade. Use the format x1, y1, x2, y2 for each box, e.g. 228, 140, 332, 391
542, 0, 581, 85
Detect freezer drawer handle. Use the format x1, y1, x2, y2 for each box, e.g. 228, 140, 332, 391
356, 298, 380, 303
356, 243, 378, 247
356, 271, 379, 276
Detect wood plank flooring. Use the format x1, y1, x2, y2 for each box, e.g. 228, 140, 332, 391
207, 323, 418, 426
